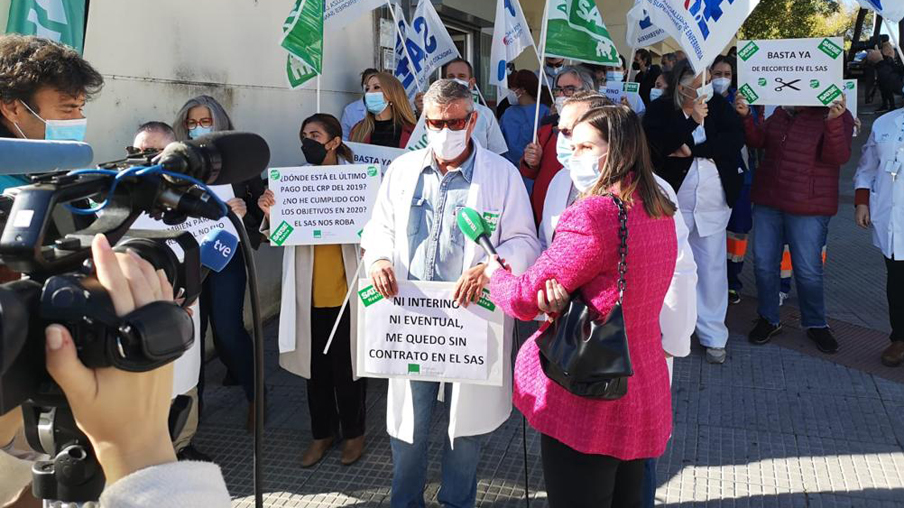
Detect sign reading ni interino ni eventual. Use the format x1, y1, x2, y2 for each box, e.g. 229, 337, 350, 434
356, 280, 506, 386
737, 37, 844, 108
267, 164, 380, 246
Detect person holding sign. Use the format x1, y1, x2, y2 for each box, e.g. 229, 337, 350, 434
642, 60, 746, 365
259, 114, 368, 467
484, 106, 681, 508
173, 95, 266, 431
736, 90, 854, 353
361, 79, 540, 508
349, 72, 417, 149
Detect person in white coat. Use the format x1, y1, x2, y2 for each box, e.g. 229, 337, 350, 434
259, 114, 367, 468
854, 103, 904, 367
361, 79, 541, 508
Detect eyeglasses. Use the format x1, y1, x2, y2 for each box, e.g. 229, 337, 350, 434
184, 117, 214, 129
425, 112, 473, 131
553, 86, 581, 97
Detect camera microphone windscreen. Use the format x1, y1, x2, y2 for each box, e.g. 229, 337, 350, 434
199, 228, 238, 272
158, 132, 270, 185
0, 139, 93, 174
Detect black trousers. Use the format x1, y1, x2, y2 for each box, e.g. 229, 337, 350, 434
887, 257, 904, 342
308, 306, 367, 440
541, 434, 645, 508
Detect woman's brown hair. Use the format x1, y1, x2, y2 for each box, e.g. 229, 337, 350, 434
302, 114, 353, 163
349, 72, 417, 143
576, 105, 676, 219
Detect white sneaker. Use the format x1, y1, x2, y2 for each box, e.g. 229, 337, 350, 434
705, 347, 727, 364
779, 292, 790, 307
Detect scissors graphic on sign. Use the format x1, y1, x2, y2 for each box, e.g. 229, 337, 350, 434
774, 78, 801, 92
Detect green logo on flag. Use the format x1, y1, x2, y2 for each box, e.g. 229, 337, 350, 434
408, 363, 421, 374
367, 166, 378, 177
358, 285, 384, 307
286, 54, 318, 89
817, 38, 843, 60
544, 0, 619, 66
476, 289, 496, 312
281, 0, 322, 89
313, 230, 322, 239
817, 84, 843, 106
7, 0, 86, 53
738, 41, 760, 62
738, 84, 760, 104
269, 221, 294, 246
269, 169, 281, 180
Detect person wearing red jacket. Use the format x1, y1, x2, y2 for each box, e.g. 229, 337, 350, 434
735, 95, 855, 354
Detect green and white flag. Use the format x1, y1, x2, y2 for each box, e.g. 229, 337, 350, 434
280, 0, 323, 89
543, 0, 619, 66
6, 0, 86, 53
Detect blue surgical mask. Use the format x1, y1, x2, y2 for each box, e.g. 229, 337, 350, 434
365, 92, 389, 114
650, 88, 665, 101
555, 131, 573, 168
607, 71, 624, 83
546, 65, 563, 77
188, 125, 213, 139
19, 100, 88, 141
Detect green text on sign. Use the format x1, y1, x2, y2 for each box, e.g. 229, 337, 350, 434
738, 41, 759, 62
270, 221, 294, 246
738, 84, 760, 104
358, 285, 384, 307
817, 84, 843, 106
476, 289, 496, 312
817, 38, 842, 60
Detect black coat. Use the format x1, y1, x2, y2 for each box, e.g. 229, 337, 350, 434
637, 64, 662, 106
231, 176, 267, 250
641, 92, 745, 208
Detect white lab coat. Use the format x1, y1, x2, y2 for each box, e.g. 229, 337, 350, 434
472, 103, 509, 155
540, 169, 697, 380
361, 145, 541, 443
854, 109, 904, 261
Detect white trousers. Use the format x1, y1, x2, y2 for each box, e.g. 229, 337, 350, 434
686, 221, 730, 348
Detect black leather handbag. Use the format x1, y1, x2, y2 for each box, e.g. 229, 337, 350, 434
536, 195, 633, 400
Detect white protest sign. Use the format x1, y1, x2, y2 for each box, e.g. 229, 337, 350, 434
844, 79, 857, 118
267, 165, 380, 246
324, 0, 384, 27
130, 185, 240, 246
737, 37, 845, 107
394, 0, 460, 99
356, 280, 505, 386
347, 141, 406, 176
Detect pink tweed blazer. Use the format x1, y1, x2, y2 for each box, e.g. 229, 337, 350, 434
489, 193, 677, 460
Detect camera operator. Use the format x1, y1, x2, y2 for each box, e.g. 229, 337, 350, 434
0, 234, 231, 506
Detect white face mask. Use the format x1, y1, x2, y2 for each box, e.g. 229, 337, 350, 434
507, 89, 520, 104
650, 88, 665, 101
451, 78, 471, 89
568, 152, 607, 192
696, 82, 714, 101
712, 77, 732, 95
428, 127, 470, 160
555, 131, 573, 167
554, 96, 567, 113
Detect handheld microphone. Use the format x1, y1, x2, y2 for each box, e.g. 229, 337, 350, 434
199, 228, 239, 273
457, 207, 498, 259
157, 132, 271, 185
0, 139, 93, 174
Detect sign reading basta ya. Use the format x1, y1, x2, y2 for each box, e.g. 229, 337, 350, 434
737, 37, 844, 107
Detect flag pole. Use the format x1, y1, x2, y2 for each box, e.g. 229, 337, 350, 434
627, 47, 639, 82
883, 18, 904, 66
533, 0, 550, 144
388, 0, 422, 92
316, 74, 322, 113
323, 258, 364, 355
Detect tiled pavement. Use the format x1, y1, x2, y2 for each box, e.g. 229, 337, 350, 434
194, 104, 904, 506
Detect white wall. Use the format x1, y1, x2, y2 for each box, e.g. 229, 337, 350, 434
82, 0, 376, 320
0, 0, 10, 32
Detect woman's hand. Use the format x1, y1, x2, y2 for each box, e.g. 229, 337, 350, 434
691, 96, 709, 124
45, 234, 178, 485
734, 94, 750, 118
855, 204, 871, 229
258, 189, 275, 218
827, 95, 846, 121
537, 279, 569, 317
669, 144, 692, 158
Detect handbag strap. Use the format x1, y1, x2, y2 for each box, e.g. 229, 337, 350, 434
610, 195, 628, 304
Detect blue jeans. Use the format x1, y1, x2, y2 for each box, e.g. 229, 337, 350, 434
390, 381, 485, 508
642, 458, 656, 508
198, 250, 255, 402
753, 206, 830, 328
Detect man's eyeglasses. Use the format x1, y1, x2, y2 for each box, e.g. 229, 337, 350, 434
553, 86, 580, 97
425, 112, 473, 131
185, 117, 214, 129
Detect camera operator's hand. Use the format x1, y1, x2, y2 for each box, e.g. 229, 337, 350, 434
44, 234, 178, 486
226, 198, 247, 220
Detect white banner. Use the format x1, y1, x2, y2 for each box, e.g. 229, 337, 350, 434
857, 0, 904, 23
347, 141, 407, 176
324, 0, 385, 27
356, 280, 505, 386
490, 0, 536, 91
737, 38, 845, 107
130, 185, 239, 245
626, 0, 667, 48
394, 0, 460, 99
642, 0, 759, 74
267, 164, 381, 246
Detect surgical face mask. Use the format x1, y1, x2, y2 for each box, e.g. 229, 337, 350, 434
607, 71, 624, 82
507, 89, 520, 104
696, 82, 714, 101
568, 152, 607, 193
554, 96, 567, 112
20, 100, 87, 141
301, 137, 329, 165
555, 131, 573, 167
427, 127, 469, 160
188, 125, 213, 139
364, 92, 389, 114
546, 64, 563, 77
650, 88, 665, 101
712, 77, 732, 95
451, 78, 471, 90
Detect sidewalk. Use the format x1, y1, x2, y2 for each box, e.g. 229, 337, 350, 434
194, 103, 904, 507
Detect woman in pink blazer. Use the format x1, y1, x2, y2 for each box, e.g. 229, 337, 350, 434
484, 105, 679, 507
